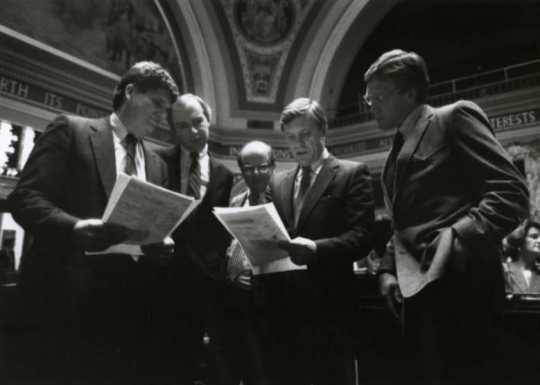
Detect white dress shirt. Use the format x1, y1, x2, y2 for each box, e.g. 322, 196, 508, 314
110, 113, 146, 181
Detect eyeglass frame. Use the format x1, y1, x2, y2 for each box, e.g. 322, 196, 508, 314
363, 87, 403, 107
241, 163, 274, 174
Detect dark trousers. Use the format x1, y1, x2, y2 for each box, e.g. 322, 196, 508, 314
260, 271, 355, 385
211, 283, 267, 385
13, 255, 173, 385
402, 277, 503, 385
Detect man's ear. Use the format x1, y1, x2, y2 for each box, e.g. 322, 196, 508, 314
124, 84, 134, 101
405, 88, 417, 104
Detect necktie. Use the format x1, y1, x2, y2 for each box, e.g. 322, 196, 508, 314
386, 131, 404, 198
299, 166, 312, 198
294, 166, 312, 225
187, 152, 201, 199
249, 192, 262, 206
122, 133, 138, 175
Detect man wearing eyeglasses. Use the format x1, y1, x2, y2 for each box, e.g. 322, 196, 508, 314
365, 49, 529, 385
156, 93, 234, 385
268, 98, 375, 385
215, 140, 276, 385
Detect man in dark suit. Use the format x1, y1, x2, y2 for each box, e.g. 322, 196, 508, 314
8, 61, 179, 384
366, 49, 529, 385
269, 98, 375, 385
156, 93, 234, 385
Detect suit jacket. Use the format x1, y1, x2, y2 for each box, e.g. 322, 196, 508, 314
380, 101, 529, 295
270, 155, 375, 305
156, 145, 233, 281
8, 114, 168, 309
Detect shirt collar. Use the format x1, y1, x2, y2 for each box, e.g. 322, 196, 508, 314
398, 104, 427, 138
247, 189, 266, 205
110, 113, 130, 141
307, 147, 329, 172
180, 143, 208, 159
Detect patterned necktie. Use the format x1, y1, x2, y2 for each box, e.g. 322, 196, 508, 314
122, 133, 138, 176
299, 166, 312, 198
294, 166, 312, 225
187, 152, 201, 199
249, 192, 262, 206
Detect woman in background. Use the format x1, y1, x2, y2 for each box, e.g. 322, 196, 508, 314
503, 219, 540, 295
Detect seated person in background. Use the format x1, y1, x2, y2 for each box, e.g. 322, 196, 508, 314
503, 219, 540, 295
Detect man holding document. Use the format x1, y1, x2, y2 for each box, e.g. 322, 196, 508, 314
8, 61, 179, 384
157, 93, 234, 384
268, 98, 375, 385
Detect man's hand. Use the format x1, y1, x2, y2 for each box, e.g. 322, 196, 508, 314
278, 237, 317, 266
141, 236, 175, 259
232, 270, 252, 290
72, 219, 127, 251
379, 272, 403, 320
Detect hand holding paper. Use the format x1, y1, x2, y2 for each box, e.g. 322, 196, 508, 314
278, 237, 317, 266
214, 203, 307, 274
73, 218, 127, 251
87, 173, 199, 255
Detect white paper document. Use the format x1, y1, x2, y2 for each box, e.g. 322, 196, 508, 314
214, 203, 306, 273
88, 173, 199, 255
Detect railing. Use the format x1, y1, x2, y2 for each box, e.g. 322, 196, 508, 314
331, 58, 540, 128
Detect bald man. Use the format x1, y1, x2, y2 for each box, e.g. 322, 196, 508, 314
217, 140, 276, 385
157, 93, 234, 384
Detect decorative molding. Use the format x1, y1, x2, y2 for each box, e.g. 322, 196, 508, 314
219, 0, 316, 104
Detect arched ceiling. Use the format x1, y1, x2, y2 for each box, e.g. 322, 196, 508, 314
166, 0, 396, 132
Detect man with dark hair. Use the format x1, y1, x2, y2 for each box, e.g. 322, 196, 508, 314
8, 61, 178, 384
157, 93, 234, 385
269, 97, 375, 385
365, 49, 529, 384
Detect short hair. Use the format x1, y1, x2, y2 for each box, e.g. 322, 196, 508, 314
364, 49, 430, 103
112, 61, 179, 111
168, 93, 212, 128
237, 140, 275, 169
280, 98, 328, 136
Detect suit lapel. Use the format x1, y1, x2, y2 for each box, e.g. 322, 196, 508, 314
381, 135, 395, 213
296, 157, 338, 231
168, 146, 182, 192
205, 157, 220, 205
275, 169, 296, 230
393, 106, 434, 205
142, 143, 162, 185
89, 118, 116, 199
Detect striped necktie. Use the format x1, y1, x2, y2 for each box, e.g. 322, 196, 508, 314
122, 134, 138, 176
294, 166, 312, 225
187, 152, 201, 199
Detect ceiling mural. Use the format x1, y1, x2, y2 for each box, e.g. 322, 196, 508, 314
220, 0, 316, 104
0, 0, 185, 90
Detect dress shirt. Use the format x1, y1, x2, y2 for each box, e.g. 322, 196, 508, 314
180, 144, 209, 199
110, 113, 146, 180
110, 113, 146, 262
293, 147, 329, 201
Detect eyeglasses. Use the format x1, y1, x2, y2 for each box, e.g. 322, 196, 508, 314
363, 88, 400, 107
242, 164, 273, 174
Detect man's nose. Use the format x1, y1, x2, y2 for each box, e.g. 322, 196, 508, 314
154, 110, 167, 124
